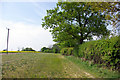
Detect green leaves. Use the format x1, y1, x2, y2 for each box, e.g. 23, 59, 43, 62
78, 36, 120, 71
88, 2, 119, 35
60, 47, 74, 55
42, 2, 110, 47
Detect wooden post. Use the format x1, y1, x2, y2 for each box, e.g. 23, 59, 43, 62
6, 28, 10, 54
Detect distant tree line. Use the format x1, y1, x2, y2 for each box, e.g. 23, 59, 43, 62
41, 44, 60, 53
21, 47, 35, 51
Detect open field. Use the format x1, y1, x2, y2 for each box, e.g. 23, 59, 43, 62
2, 53, 120, 78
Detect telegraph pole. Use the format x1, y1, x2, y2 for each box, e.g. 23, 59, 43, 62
6, 28, 10, 54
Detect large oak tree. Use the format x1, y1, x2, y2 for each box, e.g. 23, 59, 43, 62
42, 2, 110, 47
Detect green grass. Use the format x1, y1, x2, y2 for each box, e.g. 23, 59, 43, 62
65, 56, 120, 78
2, 53, 95, 78
2, 53, 120, 78
2, 53, 64, 78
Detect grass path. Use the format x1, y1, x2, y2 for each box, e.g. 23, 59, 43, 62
2, 53, 95, 78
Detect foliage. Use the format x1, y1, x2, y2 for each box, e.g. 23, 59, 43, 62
41, 47, 53, 53
60, 47, 73, 55
41, 44, 60, 53
41, 47, 48, 52
87, 2, 119, 33
42, 2, 110, 47
52, 44, 60, 53
73, 46, 79, 57
59, 1, 119, 34
77, 36, 120, 71
44, 49, 53, 53
21, 47, 35, 51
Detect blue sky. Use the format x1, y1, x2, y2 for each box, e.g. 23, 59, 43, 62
1, 2, 57, 25
0, 1, 114, 51
0, 1, 57, 51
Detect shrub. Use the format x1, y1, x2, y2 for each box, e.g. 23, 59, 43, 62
73, 46, 79, 57
44, 49, 53, 53
60, 47, 73, 55
68, 48, 73, 55
77, 36, 120, 71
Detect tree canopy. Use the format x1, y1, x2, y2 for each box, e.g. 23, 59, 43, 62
41, 47, 48, 52
42, 2, 110, 47
88, 2, 119, 35
41, 44, 60, 53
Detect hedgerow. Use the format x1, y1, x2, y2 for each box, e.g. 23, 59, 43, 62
44, 49, 53, 53
78, 36, 120, 71
60, 47, 74, 56
60, 36, 120, 71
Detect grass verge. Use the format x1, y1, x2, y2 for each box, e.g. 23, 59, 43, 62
65, 56, 120, 78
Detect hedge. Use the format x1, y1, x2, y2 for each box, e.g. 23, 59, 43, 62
60, 47, 74, 56
78, 36, 120, 71
44, 49, 53, 53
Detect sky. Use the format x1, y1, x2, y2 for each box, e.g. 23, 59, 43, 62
0, 1, 58, 51
0, 0, 116, 51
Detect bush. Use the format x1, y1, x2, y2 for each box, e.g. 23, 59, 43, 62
41, 44, 60, 53
44, 49, 53, 53
77, 36, 120, 71
73, 46, 79, 57
60, 47, 73, 55
68, 48, 73, 55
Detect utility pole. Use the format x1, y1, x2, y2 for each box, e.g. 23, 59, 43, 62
6, 28, 10, 54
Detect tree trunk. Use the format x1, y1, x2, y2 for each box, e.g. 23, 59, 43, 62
79, 38, 83, 44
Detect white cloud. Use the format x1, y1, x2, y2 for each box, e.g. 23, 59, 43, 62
0, 20, 55, 51
23, 18, 36, 23
34, 9, 46, 18
32, 2, 47, 17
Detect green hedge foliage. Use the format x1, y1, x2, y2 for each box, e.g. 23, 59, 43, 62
78, 36, 120, 71
44, 49, 53, 53
60, 47, 74, 56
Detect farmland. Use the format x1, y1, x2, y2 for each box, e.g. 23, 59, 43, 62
2, 53, 93, 78
1, 53, 120, 78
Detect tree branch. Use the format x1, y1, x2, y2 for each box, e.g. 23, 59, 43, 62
83, 12, 94, 28
83, 31, 91, 40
